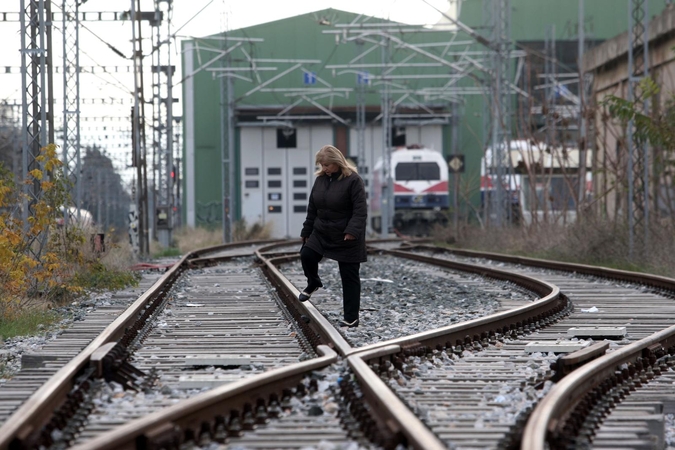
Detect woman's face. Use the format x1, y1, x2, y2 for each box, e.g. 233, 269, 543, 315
320, 161, 339, 175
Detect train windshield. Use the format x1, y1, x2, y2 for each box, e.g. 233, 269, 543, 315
395, 162, 440, 181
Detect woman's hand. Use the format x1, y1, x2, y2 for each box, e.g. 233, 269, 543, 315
344, 234, 356, 241
302, 237, 308, 244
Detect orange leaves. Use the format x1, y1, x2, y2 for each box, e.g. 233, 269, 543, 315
29, 169, 43, 180
37, 143, 63, 172
0, 143, 86, 313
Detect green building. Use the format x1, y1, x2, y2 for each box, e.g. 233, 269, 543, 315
181, 1, 667, 237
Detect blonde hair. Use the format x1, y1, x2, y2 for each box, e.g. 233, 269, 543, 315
314, 145, 358, 180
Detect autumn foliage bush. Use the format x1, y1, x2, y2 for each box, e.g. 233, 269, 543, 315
0, 144, 137, 320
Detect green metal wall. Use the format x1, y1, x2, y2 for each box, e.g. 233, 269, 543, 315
182, 8, 462, 227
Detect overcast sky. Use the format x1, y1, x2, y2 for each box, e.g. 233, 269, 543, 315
0, 0, 451, 183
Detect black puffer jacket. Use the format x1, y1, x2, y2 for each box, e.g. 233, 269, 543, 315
301, 170, 367, 263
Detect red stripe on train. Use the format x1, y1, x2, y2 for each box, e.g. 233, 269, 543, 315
423, 181, 448, 193
394, 183, 415, 193
393, 181, 449, 193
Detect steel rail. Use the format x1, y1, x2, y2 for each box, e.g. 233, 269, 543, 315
257, 251, 354, 357
187, 238, 285, 266
395, 243, 675, 449
0, 237, 575, 449
251, 240, 675, 449
62, 240, 447, 450
253, 241, 569, 358
68, 345, 339, 450
253, 238, 576, 449
0, 239, 283, 450
522, 325, 675, 450
352, 247, 568, 354
254, 237, 427, 255
0, 256, 187, 450
346, 345, 447, 450
420, 244, 675, 292
256, 240, 572, 448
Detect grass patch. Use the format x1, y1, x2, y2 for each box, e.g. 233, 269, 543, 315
153, 247, 182, 258
435, 217, 675, 278
173, 220, 274, 254
74, 263, 140, 291
0, 309, 60, 340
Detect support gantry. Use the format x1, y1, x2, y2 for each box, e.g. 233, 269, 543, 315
20, 0, 52, 232
61, 0, 82, 219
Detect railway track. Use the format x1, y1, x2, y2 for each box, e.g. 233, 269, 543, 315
2, 239, 675, 449
0, 270, 167, 427
394, 244, 675, 449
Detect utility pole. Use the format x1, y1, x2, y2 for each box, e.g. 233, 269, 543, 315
627, 0, 650, 259
451, 101, 460, 236
131, 0, 149, 256
355, 39, 369, 233
62, 0, 82, 220
488, 0, 511, 228
20, 0, 52, 235
226, 58, 235, 243
380, 35, 393, 237
151, 0, 174, 248
219, 34, 235, 243
577, 0, 587, 208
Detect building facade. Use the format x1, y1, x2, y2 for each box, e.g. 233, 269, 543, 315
181, 2, 667, 238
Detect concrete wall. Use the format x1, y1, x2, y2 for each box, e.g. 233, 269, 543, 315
584, 5, 675, 219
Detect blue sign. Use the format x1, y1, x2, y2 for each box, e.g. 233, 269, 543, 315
554, 84, 571, 99
357, 71, 370, 85
303, 72, 317, 85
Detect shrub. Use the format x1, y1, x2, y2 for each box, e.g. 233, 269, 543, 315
232, 218, 273, 241
73, 262, 139, 291
438, 216, 675, 277
0, 145, 139, 320
174, 220, 273, 253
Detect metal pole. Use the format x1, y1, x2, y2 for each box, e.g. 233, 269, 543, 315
627, 2, 635, 259
490, 0, 510, 228
577, 0, 587, 209
152, 1, 161, 245
627, 0, 649, 259
167, 2, 174, 243
451, 101, 459, 235
96, 170, 102, 225
642, 0, 650, 251
227, 55, 235, 243
62, 0, 81, 218
20, 0, 49, 231
220, 50, 228, 242
380, 35, 392, 237
130, 0, 144, 254
105, 173, 110, 229
45, 0, 54, 146
355, 39, 368, 233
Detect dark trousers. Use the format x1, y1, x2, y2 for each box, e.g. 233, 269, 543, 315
300, 246, 361, 322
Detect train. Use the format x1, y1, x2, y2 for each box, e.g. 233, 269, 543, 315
481, 140, 592, 225
371, 145, 449, 235
56, 206, 95, 229
368, 140, 589, 234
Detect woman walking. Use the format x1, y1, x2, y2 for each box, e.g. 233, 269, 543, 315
299, 145, 367, 328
